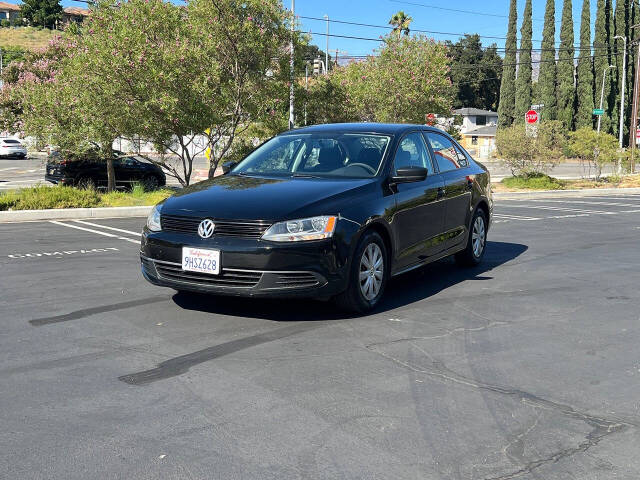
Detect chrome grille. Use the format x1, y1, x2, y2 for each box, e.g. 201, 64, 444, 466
274, 272, 320, 289
161, 214, 271, 239
154, 261, 261, 288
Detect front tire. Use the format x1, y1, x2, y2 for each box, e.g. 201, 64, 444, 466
455, 208, 487, 267
335, 230, 388, 314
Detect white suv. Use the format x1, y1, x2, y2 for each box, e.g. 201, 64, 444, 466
0, 138, 27, 159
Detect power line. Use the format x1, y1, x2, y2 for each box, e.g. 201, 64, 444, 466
298, 15, 595, 47
388, 0, 561, 24
300, 28, 618, 54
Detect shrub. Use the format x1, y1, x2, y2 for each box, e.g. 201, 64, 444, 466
567, 127, 625, 180
501, 173, 565, 190
495, 121, 564, 177
0, 185, 101, 210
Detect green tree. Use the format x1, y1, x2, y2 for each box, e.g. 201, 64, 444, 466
497, 0, 517, 127
446, 34, 502, 110
557, 0, 575, 130
308, 34, 452, 124
515, 0, 533, 123
575, 0, 594, 129
389, 11, 412, 37
20, 0, 63, 29
539, 0, 557, 121
495, 120, 565, 177
594, 0, 615, 134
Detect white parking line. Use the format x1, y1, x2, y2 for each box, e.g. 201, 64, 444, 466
49, 221, 139, 244
520, 199, 640, 208
72, 220, 141, 237
493, 213, 541, 220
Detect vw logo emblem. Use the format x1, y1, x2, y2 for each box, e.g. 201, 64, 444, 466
198, 219, 215, 239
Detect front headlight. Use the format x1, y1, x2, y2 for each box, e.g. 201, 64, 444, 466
146, 205, 162, 232
262, 215, 337, 242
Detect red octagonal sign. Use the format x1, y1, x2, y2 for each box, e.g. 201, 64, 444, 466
525, 110, 539, 124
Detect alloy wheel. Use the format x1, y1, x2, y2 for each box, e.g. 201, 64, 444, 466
471, 215, 486, 258
359, 243, 384, 301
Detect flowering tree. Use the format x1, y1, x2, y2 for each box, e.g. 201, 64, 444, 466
307, 34, 452, 124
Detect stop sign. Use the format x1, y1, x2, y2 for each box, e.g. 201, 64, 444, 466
525, 110, 539, 124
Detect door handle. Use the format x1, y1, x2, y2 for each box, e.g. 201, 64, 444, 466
437, 187, 446, 198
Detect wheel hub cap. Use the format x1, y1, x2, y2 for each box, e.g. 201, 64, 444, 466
359, 243, 384, 301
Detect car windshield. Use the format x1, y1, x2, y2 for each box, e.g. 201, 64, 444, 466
231, 133, 391, 179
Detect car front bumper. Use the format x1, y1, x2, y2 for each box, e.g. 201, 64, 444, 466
140, 227, 356, 298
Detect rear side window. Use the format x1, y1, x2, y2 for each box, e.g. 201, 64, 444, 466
424, 132, 466, 173
393, 132, 434, 175
2, 139, 20, 144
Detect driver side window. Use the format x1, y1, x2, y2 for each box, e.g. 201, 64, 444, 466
393, 133, 434, 175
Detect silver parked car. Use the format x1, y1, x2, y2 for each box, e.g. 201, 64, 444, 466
0, 138, 27, 159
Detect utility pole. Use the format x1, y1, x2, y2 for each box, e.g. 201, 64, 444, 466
615, 36, 627, 149
598, 65, 616, 134
630, 23, 640, 173
304, 62, 308, 126
324, 15, 329, 75
289, 0, 295, 130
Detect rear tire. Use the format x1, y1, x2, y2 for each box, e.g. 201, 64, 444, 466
76, 177, 96, 190
455, 208, 487, 267
334, 230, 388, 314
142, 175, 160, 191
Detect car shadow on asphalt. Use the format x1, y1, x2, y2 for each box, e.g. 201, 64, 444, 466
171, 241, 528, 321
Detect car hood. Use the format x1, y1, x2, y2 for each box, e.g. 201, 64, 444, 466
160, 174, 378, 220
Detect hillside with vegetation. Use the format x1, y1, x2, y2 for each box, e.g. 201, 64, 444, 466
0, 26, 59, 51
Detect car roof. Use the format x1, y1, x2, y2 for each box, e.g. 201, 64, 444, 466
280, 123, 445, 136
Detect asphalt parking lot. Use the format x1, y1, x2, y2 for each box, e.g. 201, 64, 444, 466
1, 193, 640, 479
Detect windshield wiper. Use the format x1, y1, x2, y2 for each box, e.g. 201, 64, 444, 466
291, 173, 323, 178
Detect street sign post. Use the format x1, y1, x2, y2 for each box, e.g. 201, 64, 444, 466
525, 110, 539, 138
593, 108, 605, 115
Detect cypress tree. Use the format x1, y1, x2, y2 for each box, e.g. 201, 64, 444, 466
515, 0, 533, 122
557, 0, 575, 130
498, 0, 517, 127
594, 0, 614, 133
612, 0, 629, 141
629, 0, 639, 145
538, 0, 557, 121
576, 0, 594, 128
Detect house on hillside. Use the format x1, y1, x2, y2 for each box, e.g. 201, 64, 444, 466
61, 6, 90, 25
454, 108, 498, 160
0, 2, 21, 21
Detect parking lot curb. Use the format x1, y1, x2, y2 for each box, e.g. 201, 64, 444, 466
0, 206, 152, 223
494, 187, 640, 200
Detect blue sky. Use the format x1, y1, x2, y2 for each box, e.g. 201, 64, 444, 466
292, 0, 597, 57
60, 0, 600, 57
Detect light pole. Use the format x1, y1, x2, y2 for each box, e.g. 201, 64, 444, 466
324, 15, 329, 75
289, 0, 295, 130
304, 62, 308, 126
597, 65, 616, 134
614, 35, 627, 149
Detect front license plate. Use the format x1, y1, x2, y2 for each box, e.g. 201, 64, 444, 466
182, 247, 220, 275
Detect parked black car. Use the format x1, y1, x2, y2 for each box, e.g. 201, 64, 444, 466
45, 153, 166, 190
141, 123, 492, 313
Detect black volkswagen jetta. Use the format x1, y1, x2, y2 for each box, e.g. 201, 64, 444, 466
141, 123, 492, 313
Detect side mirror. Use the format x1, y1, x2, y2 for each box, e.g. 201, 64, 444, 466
390, 166, 428, 184
222, 160, 237, 174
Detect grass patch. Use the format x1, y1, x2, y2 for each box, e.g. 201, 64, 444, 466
500, 174, 566, 191
0, 27, 60, 50
99, 184, 173, 207
0, 185, 173, 211
494, 173, 640, 192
